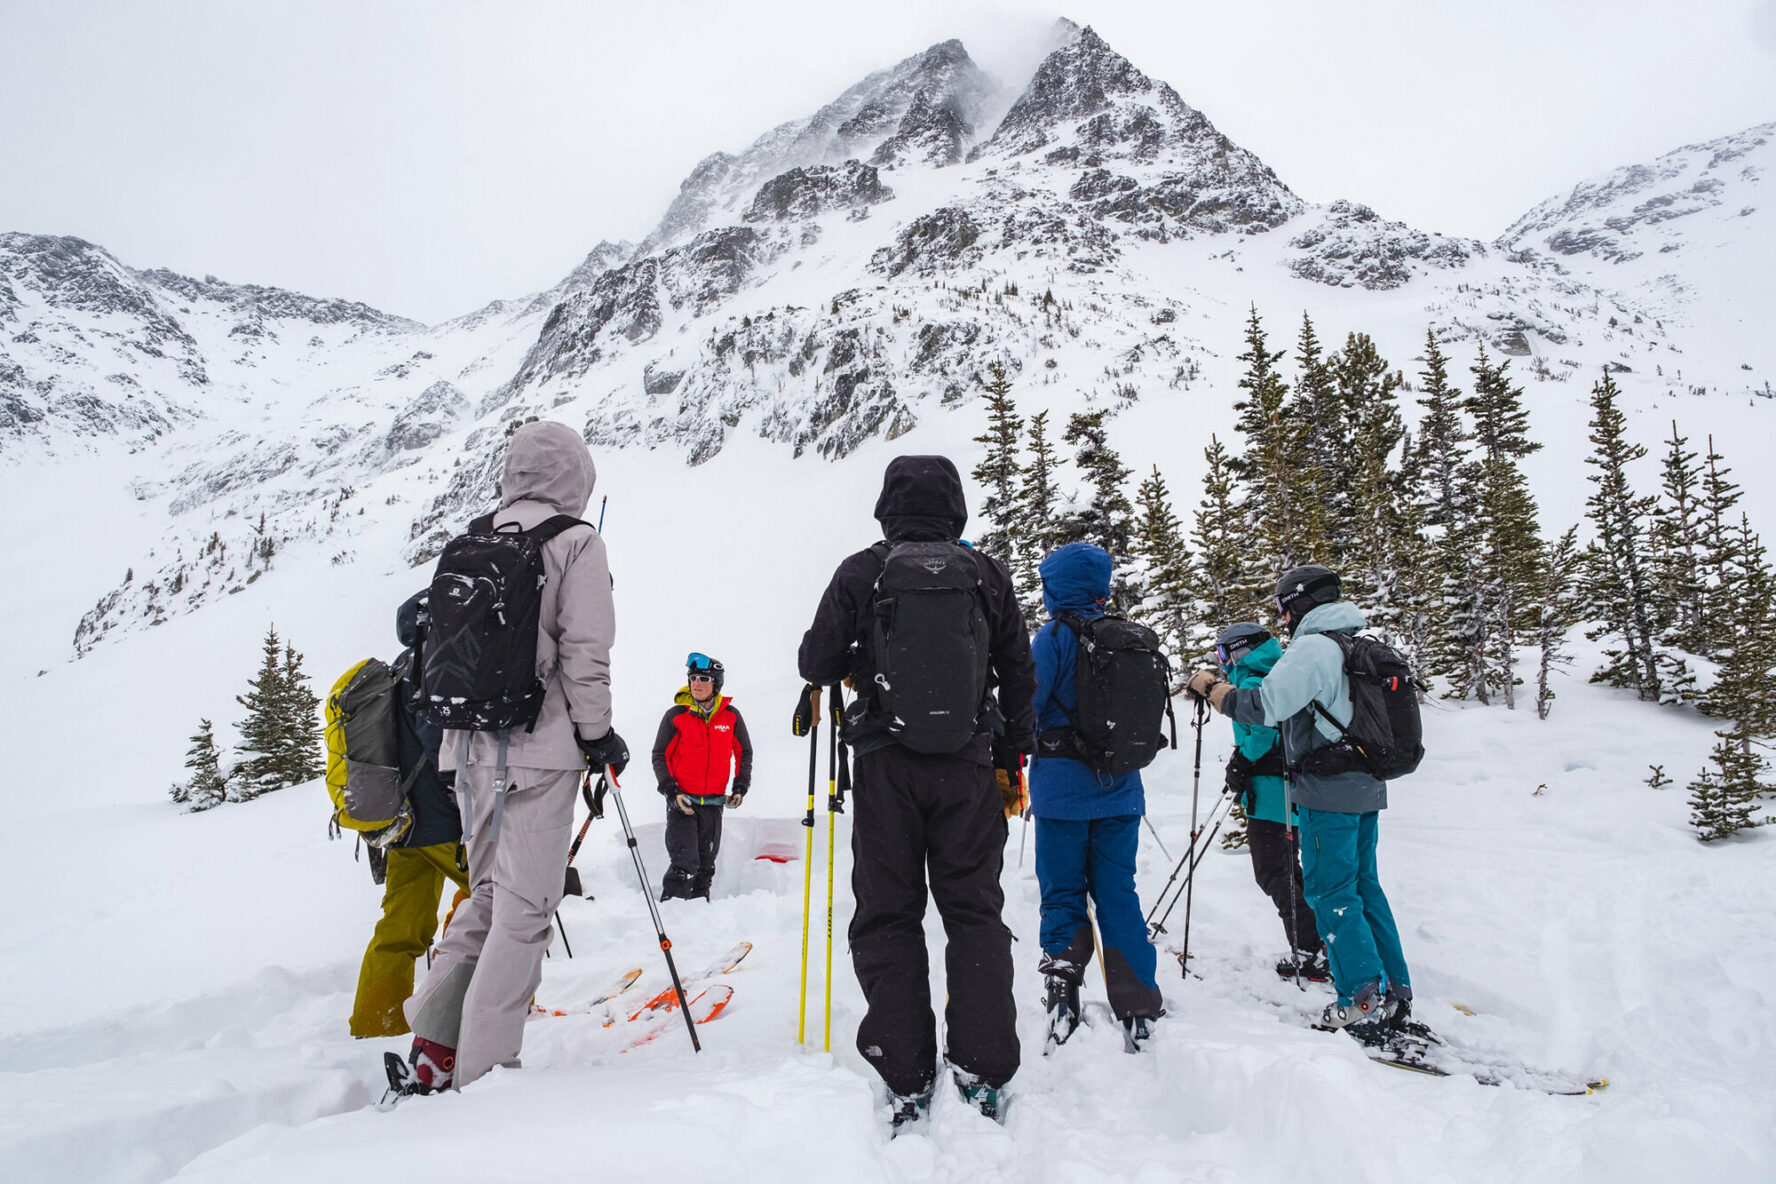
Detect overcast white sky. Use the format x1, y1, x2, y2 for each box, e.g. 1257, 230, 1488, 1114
2, 0, 1773, 323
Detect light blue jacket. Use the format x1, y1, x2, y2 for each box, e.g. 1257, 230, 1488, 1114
1218, 601, 1387, 814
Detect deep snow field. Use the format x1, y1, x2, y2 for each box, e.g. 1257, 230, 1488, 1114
4, 405, 1775, 1184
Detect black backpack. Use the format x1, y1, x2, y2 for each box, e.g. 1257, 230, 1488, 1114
1299, 633, 1425, 781
421, 512, 588, 731
867, 540, 994, 754
1045, 612, 1176, 776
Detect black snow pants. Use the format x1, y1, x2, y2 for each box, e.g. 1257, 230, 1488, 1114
849, 744, 1018, 1097
662, 798, 725, 900
1247, 816, 1321, 954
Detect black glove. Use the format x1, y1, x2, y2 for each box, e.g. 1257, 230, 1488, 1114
1224, 749, 1255, 799
791, 683, 820, 737
576, 728, 629, 777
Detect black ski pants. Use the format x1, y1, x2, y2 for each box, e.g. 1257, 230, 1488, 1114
662, 799, 724, 900
1247, 816, 1321, 954
849, 744, 1018, 1097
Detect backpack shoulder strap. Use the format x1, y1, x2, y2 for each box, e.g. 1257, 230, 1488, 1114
467, 512, 496, 534
527, 514, 591, 544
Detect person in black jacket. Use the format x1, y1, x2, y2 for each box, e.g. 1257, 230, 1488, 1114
348, 590, 470, 1038
796, 455, 1036, 1128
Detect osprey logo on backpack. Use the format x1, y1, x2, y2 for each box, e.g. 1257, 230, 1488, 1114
421, 512, 588, 732
1300, 634, 1425, 781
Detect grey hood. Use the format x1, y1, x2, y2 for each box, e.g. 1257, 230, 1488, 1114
1294, 600, 1368, 638
500, 421, 597, 517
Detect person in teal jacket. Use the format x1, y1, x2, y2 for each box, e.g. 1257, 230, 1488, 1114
1188, 566, 1412, 1041
1214, 622, 1326, 982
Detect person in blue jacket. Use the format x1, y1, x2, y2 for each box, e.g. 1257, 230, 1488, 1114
1188, 566, 1411, 1040
1214, 622, 1327, 982
1029, 542, 1165, 1045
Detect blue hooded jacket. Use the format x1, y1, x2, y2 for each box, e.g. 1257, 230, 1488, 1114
1029, 543, 1145, 820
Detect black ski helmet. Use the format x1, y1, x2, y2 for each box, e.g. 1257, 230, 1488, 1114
1214, 622, 1271, 667
1274, 565, 1341, 632
686, 651, 725, 693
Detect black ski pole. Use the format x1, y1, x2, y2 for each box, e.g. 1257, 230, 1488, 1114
555, 915, 574, 958
606, 770, 701, 1052
1179, 699, 1207, 973
1149, 790, 1231, 936
1284, 774, 1303, 989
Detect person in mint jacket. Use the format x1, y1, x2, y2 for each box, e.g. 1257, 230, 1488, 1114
1213, 622, 1326, 983
1188, 566, 1411, 1041
1029, 542, 1165, 1044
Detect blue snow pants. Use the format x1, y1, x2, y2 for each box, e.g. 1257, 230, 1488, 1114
1034, 815, 1163, 1020
1296, 806, 1410, 1006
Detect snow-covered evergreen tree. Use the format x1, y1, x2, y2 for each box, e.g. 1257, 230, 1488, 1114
1131, 465, 1200, 670
1059, 409, 1135, 601
280, 642, 323, 784
1534, 527, 1582, 720
1651, 421, 1707, 654
1703, 515, 1776, 741
1229, 306, 1312, 574
1688, 723, 1766, 842
1466, 348, 1544, 708
1335, 332, 1410, 642
173, 718, 229, 812
970, 362, 1024, 566
1581, 371, 1661, 701
1192, 435, 1255, 628
233, 625, 290, 800
1411, 330, 1484, 696
1014, 409, 1062, 622
1697, 436, 1745, 659
1287, 312, 1346, 565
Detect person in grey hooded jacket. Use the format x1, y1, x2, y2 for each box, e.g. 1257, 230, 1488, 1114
397, 420, 626, 1093
1186, 565, 1411, 1039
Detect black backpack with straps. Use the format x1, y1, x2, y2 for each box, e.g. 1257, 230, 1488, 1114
866, 540, 995, 755
421, 512, 588, 732
1298, 633, 1425, 781
1041, 612, 1176, 776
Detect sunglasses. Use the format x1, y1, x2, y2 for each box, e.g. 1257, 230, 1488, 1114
688, 674, 715, 684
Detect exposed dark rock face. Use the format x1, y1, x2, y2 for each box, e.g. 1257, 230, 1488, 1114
870, 208, 982, 278
1287, 200, 1480, 290
871, 91, 971, 169
746, 160, 893, 222
386, 380, 468, 451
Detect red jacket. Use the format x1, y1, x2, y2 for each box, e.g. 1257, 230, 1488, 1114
651, 690, 754, 797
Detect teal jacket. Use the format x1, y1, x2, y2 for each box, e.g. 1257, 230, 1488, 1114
1218, 601, 1387, 815
1225, 637, 1290, 825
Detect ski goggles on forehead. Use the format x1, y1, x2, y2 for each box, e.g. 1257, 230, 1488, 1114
686, 652, 715, 671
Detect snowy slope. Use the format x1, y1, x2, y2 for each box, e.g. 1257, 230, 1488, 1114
4, 16, 1776, 1184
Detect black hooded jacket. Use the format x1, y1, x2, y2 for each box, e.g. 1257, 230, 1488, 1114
391, 590, 462, 850
797, 456, 1037, 763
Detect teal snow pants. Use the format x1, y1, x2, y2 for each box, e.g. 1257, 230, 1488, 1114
1296, 806, 1410, 1006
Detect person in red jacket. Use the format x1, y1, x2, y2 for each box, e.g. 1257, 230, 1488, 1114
651, 653, 753, 900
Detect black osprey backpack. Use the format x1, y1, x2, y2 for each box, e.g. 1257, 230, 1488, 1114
1300, 633, 1425, 781
421, 512, 587, 732
867, 540, 994, 755
1046, 612, 1176, 776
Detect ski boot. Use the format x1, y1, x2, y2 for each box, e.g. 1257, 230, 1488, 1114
1382, 986, 1441, 1044
888, 1088, 932, 1135
1043, 974, 1082, 1050
954, 1074, 1003, 1122
1276, 947, 1332, 983
1318, 982, 1397, 1047
379, 1037, 455, 1107
1120, 1013, 1160, 1053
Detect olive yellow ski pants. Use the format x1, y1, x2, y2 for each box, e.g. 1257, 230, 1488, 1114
349, 843, 470, 1038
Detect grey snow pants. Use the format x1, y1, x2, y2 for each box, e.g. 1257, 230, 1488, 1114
404, 763, 578, 1087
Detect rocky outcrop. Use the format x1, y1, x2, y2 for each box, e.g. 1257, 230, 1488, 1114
870, 208, 982, 278
1287, 200, 1480, 290
745, 160, 892, 222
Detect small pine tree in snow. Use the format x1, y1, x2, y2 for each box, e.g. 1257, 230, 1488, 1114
1287, 313, 1347, 564
175, 719, 229, 812
1059, 409, 1135, 599
1466, 348, 1545, 709
1014, 410, 1062, 622
1131, 465, 1200, 670
1534, 527, 1582, 720
1697, 436, 1745, 659
1650, 421, 1707, 656
1229, 306, 1313, 574
1581, 371, 1662, 701
1412, 330, 1484, 697
233, 625, 289, 800
280, 642, 323, 784
1703, 516, 1776, 740
1335, 333, 1411, 643
1192, 435, 1257, 628
1688, 724, 1766, 842
970, 362, 1024, 567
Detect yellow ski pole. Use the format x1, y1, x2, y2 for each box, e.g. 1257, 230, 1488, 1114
798, 687, 820, 1045
824, 685, 842, 1051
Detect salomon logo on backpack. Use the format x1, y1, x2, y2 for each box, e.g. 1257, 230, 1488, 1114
1045, 612, 1176, 776
868, 540, 992, 755
1301, 634, 1424, 781
421, 512, 587, 731
325, 658, 413, 847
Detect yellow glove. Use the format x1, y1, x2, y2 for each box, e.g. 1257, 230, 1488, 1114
995, 768, 1028, 820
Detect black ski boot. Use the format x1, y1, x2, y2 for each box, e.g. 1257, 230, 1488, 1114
954, 1072, 1003, 1122
888, 1088, 932, 1135
1043, 974, 1082, 1051
1120, 1013, 1160, 1053
1318, 983, 1397, 1047
378, 1037, 455, 1108
1275, 947, 1332, 983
